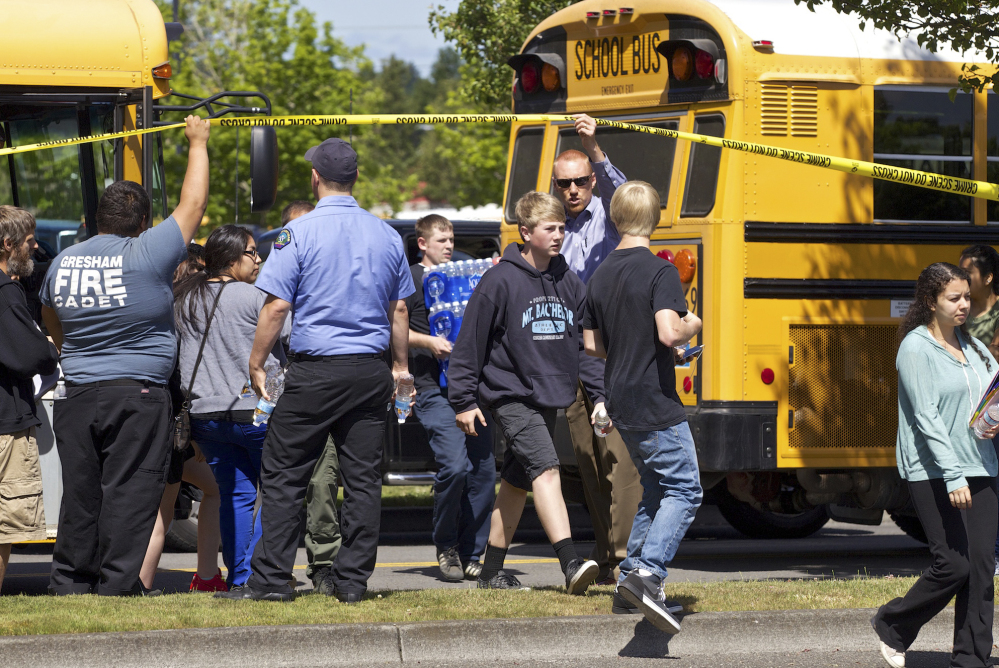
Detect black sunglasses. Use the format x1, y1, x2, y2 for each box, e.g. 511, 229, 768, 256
553, 175, 592, 189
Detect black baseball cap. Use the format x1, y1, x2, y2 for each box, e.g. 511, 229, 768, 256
304, 138, 358, 182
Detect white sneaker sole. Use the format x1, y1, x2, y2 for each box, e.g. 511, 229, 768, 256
566, 560, 600, 595
878, 641, 905, 668
619, 584, 682, 635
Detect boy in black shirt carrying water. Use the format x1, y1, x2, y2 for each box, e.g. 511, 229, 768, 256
583, 181, 703, 634
448, 192, 604, 595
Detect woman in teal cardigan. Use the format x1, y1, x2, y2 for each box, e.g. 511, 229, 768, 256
872, 262, 999, 668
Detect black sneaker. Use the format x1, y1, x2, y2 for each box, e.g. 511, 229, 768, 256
618, 570, 681, 634
437, 546, 464, 582
214, 585, 294, 602
311, 567, 335, 596
462, 559, 482, 581
564, 558, 599, 596
612, 590, 683, 615
335, 589, 363, 604
138, 583, 163, 597
477, 571, 530, 590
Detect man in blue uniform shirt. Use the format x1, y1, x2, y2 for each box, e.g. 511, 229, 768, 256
219, 138, 413, 602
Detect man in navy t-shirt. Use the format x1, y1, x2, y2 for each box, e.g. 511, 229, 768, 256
40, 115, 211, 597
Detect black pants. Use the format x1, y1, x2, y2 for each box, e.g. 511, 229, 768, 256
873, 477, 997, 667
49, 385, 172, 596
248, 357, 393, 596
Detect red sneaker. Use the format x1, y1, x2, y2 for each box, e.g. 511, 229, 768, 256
190, 570, 228, 592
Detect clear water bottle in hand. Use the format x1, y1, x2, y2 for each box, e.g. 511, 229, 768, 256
593, 408, 610, 438
973, 403, 999, 439
252, 364, 285, 426
394, 373, 416, 423
53, 379, 67, 400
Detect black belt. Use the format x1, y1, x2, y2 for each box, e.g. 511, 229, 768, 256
290, 352, 384, 362
66, 379, 166, 389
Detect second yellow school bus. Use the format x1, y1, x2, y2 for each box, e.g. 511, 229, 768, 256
502, 0, 997, 539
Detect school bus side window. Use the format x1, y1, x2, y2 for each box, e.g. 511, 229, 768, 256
988, 90, 998, 223
681, 115, 725, 217
873, 88, 973, 223
504, 127, 545, 223
554, 121, 678, 206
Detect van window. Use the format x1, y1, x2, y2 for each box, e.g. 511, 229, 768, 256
405, 234, 500, 265
873, 89, 973, 222
554, 120, 678, 205
681, 115, 725, 217
504, 127, 545, 223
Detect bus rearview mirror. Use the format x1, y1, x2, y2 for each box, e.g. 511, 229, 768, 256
250, 126, 279, 213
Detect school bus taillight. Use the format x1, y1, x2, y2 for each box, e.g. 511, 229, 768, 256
672, 47, 694, 81
762, 369, 775, 385
510, 55, 564, 96
658, 40, 725, 85
695, 50, 715, 79
521, 61, 541, 94
541, 63, 561, 92
151, 62, 172, 79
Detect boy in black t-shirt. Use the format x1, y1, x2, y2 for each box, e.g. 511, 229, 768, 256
406, 215, 496, 582
583, 181, 703, 634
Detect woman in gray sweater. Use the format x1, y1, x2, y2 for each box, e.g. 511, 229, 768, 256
872, 262, 999, 668
174, 225, 288, 589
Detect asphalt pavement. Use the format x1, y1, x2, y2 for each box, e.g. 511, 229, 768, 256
3, 505, 929, 595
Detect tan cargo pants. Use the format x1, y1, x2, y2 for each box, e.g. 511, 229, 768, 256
0, 428, 47, 544
565, 384, 641, 580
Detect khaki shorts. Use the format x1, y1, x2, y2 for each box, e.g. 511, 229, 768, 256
0, 428, 47, 543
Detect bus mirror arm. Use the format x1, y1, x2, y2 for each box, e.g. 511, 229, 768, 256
152, 90, 273, 126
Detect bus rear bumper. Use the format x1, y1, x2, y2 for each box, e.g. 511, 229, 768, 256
687, 401, 778, 472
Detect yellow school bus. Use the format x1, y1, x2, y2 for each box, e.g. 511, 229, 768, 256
503, 0, 997, 539
0, 0, 274, 544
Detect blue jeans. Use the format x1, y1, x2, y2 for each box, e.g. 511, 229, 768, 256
616, 422, 702, 583
414, 385, 496, 560
191, 418, 267, 587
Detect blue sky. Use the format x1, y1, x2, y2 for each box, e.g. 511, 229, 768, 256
298, 0, 460, 75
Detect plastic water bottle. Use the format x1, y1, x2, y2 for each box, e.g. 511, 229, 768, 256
593, 408, 610, 437
429, 303, 454, 340
252, 365, 285, 426
394, 373, 416, 423
443, 263, 460, 303
53, 379, 67, 400
974, 403, 999, 439
424, 265, 447, 307
458, 261, 475, 302
239, 379, 255, 399
451, 300, 466, 341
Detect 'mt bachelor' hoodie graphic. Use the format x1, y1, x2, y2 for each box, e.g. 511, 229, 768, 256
447, 243, 605, 413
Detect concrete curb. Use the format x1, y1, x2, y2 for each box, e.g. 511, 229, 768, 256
0, 608, 968, 667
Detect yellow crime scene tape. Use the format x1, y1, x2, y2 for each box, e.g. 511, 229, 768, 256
1, 113, 996, 202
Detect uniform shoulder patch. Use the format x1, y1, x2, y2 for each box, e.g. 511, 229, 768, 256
273, 229, 292, 250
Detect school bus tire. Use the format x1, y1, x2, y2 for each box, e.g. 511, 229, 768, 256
715, 486, 830, 539
888, 512, 928, 545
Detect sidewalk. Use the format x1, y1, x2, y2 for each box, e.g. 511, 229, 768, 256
0, 608, 970, 667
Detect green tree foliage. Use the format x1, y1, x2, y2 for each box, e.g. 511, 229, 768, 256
429, 1, 579, 110
794, 0, 998, 93
155, 0, 507, 231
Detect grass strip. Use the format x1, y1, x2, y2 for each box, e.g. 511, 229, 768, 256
0, 577, 925, 637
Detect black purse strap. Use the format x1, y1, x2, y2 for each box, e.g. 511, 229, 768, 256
183, 280, 229, 410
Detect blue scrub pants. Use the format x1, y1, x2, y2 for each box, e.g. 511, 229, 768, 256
191, 418, 266, 588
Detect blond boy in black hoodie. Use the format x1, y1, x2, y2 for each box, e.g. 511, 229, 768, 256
448, 191, 604, 594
